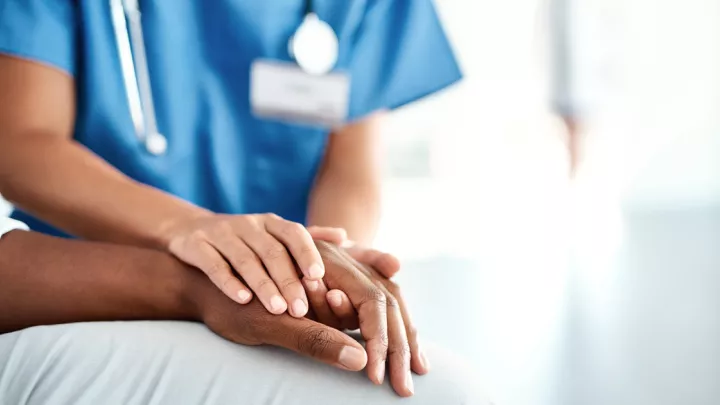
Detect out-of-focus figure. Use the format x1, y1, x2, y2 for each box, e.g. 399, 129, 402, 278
544, 0, 619, 177
547, 0, 583, 176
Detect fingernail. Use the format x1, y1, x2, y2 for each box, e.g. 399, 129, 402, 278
406, 371, 414, 394
292, 299, 307, 317
307, 263, 324, 279
327, 292, 343, 307
237, 290, 252, 303
270, 295, 287, 313
338, 346, 366, 370
420, 350, 430, 370
375, 361, 386, 384
304, 279, 320, 292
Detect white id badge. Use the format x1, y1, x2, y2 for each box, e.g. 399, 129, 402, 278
250, 60, 350, 128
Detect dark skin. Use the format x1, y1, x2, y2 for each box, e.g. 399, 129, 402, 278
0, 233, 423, 396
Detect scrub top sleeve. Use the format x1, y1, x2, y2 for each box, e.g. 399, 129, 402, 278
0, 0, 78, 75
347, 0, 462, 121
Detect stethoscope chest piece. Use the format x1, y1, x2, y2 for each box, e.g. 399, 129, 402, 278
289, 13, 339, 76
145, 131, 168, 156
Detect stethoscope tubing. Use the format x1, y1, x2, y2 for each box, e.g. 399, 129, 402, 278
109, 0, 165, 154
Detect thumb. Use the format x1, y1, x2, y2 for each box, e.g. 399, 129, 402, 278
266, 315, 367, 371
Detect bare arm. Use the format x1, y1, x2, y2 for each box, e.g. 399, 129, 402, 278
0, 55, 209, 248
0, 230, 202, 333
0, 231, 368, 372
307, 113, 385, 245
0, 55, 333, 313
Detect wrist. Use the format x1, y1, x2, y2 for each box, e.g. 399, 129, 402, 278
174, 259, 219, 322
154, 206, 213, 250
174, 263, 208, 322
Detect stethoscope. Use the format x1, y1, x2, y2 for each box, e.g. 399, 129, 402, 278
109, 0, 339, 156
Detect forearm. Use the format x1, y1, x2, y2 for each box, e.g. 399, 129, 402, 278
0, 134, 209, 248
307, 173, 381, 245
0, 229, 207, 334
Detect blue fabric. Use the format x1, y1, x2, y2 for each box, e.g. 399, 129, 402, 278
0, 0, 461, 237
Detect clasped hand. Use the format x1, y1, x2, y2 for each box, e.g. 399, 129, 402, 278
196, 241, 425, 397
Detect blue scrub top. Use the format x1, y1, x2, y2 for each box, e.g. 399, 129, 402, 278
0, 0, 462, 237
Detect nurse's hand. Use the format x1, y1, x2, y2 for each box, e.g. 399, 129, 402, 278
165, 213, 332, 318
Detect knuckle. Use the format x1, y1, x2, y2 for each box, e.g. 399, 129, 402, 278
240, 215, 260, 228
388, 343, 412, 360
278, 276, 302, 290
380, 329, 389, 348
190, 229, 208, 241
264, 213, 282, 221
206, 261, 229, 277
216, 221, 235, 236
254, 277, 277, 293
232, 253, 257, 272
385, 295, 400, 310
298, 241, 315, 255
261, 243, 287, 261
361, 316, 389, 348
297, 326, 333, 357
375, 329, 389, 351
220, 275, 236, 292
282, 221, 307, 237
360, 288, 387, 308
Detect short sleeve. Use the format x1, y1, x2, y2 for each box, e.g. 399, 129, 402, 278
0, 0, 78, 75
0, 216, 28, 239
346, 0, 462, 120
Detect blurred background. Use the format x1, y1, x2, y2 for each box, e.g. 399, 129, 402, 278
2, 0, 718, 404
371, 0, 719, 404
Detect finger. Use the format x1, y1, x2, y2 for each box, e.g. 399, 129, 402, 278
303, 278, 341, 328
315, 241, 388, 385
393, 286, 428, 375
204, 231, 289, 314
266, 315, 368, 371
327, 289, 359, 330
307, 226, 347, 245
265, 217, 325, 280
305, 306, 318, 322
346, 245, 401, 279
241, 228, 306, 317
384, 291, 414, 397
357, 260, 428, 375
177, 239, 253, 305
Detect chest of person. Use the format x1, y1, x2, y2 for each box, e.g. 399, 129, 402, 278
74, 0, 364, 156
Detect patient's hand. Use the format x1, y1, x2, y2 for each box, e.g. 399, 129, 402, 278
307, 227, 401, 279
311, 241, 426, 396
198, 292, 369, 372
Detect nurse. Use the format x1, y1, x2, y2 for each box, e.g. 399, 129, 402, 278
0, 2, 460, 324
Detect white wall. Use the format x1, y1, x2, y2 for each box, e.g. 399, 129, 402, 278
576, 0, 720, 208
376, 0, 720, 259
